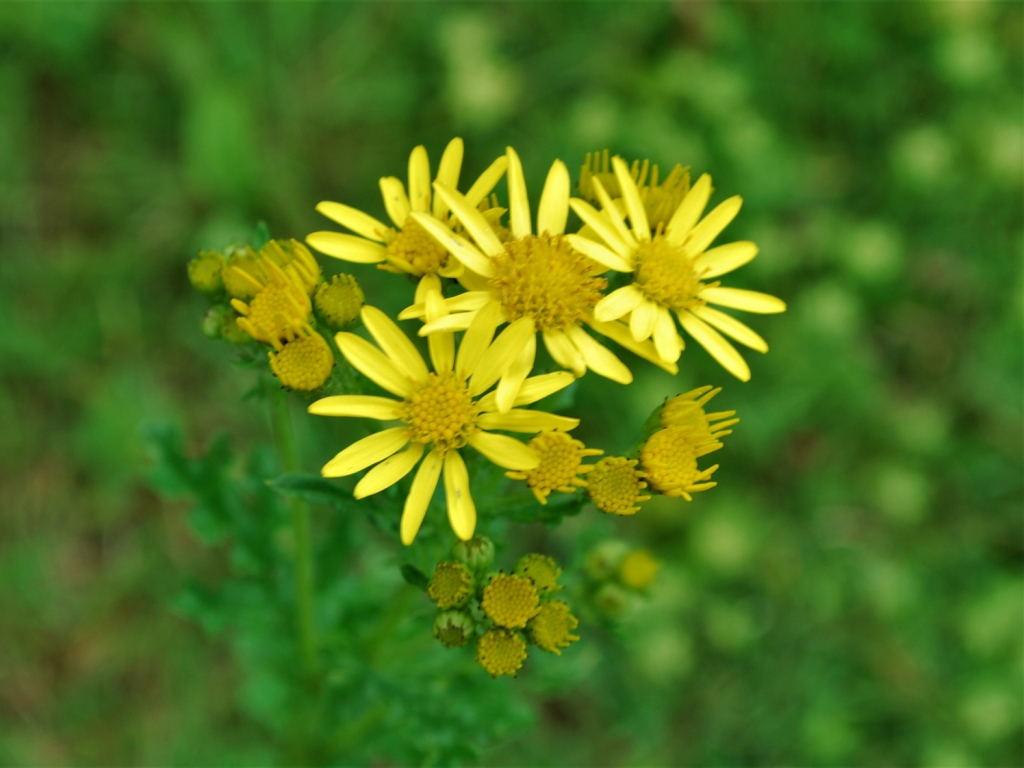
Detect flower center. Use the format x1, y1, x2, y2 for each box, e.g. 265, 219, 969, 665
476, 629, 528, 678
385, 218, 449, 276
489, 234, 606, 332
314, 273, 364, 329
619, 549, 660, 589
633, 237, 705, 311
527, 600, 580, 655
515, 553, 563, 594
268, 332, 334, 392
427, 561, 474, 609
481, 574, 540, 628
243, 283, 310, 343
586, 456, 649, 516
639, 426, 719, 496
401, 373, 478, 453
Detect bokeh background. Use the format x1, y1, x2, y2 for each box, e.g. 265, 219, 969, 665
1, 2, 1021, 766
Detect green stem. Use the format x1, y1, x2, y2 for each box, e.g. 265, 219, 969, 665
268, 381, 318, 679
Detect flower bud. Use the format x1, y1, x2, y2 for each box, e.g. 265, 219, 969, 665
315, 273, 364, 329
433, 610, 475, 649
188, 250, 225, 294
451, 536, 495, 572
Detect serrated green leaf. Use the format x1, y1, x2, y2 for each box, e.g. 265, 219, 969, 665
399, 564, 430, 591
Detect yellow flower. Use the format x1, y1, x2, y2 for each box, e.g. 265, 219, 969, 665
528, 600, 579, 655
308, 304, 578, 544
505, 430, 603, 504
619, 549, 660, 589
586, 456, 650, 515
231, 258, 312, 345
259, 239, 322, 296
267, 325, 334, 392
188, 250, 225, 294
315, 273, 364, 329
403, 147, 676, 414
305, 138, 507, 294
427, 561, 474, 609
661, 385, 739, 437
569, 156, 786, 381
639, 425, 721, 500
482, 574, 540, 628
477, 628, 527, 678
221, 245, 262, 300
514, 553, 562, 594
579, 149, 692, 229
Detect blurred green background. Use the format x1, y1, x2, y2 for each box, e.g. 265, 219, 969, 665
1, 2, 1021, 766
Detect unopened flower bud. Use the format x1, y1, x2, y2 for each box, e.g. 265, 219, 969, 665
433, 610, 474, 649
315, 273, 364, 329
188, 250, 225, 294
451, 536, 495, 572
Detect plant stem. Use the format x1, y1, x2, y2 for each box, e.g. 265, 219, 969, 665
268, 381, 318, 680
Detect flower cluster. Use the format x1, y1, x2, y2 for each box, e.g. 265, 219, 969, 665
426, 537, 579, 678
582, 540, 662, 620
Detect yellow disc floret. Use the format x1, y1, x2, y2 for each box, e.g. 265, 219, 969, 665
489, 234, 606, 332
383, 217, 450, 276
619, 549, 660, 589
315, 273, 364, 329
586, 456, 650, 516
633, 237, 706, 312
427, 561, 474, 609
515, 553, 562, 594
267, 327, 334, 391
401, 373, 479, 454
661, 386, 739, 438
639, 426, 721, 500
476, 629, 527, 678
481, 574, 540, 628
505, 431, 602, 504
528, 600, 580, 655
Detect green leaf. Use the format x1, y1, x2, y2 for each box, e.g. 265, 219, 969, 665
399, 564, 430, 591
267, 472, 361, 511
484, 490, 587, 525
252, 220, 271, 249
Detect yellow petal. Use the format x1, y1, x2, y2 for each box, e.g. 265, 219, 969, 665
431, 184, 505, 257
468, 432, 540, 470
664, 173, 712, 245
678, 311, 751, 382
354, 442, 425, 499
469, 317, 535, 395
408, 211, 496, 278
464, 154, 509, 207
652, 305, 683, 363
505, 146, 532, 239
542, 329, 586, 377
568, 199, 632, 258
586, 318, 679, 375
443, 450, 476, 541
306, 232, 386, 264
379, 176, 411, 228
360, 306, 429, 383
589, 177, 635, 248
693, 241, 758, 279
415, 273, 443, 306
419, 312, 476, 335
495, 333, 536, 413
334, 332, 413, 397
701, 286, 787, 314
446, 291, 492, 314
408, 145, 431, 213
477, 409, 580, 433
691, 305, 768, 352
612, 156, 651, 241
321, 427, 410, 477
456, 301, 502, 378
426, 290, 455, 373
315, 202, 387, 242
432, 137, 464, 218
684, 196, 742, 256
566, 325, 632, 384
537, 159, 569, 236
564, 233, 633, 273
477, 370, 574, 412
307, 395, 402, 420
595, 285, 645, 322
401, 450, 443, 545
629, 298, 658, 342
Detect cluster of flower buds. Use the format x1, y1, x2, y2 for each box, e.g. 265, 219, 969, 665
582, 540, 661, 619
426, 537, 580, 678
187, 233, 365, 392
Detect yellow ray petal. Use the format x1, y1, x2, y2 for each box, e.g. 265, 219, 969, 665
568, 199, 632, 258
469, 317, 535, 395
415, 273, 443, 306
433, 137, 464, 219
321, 427, 410, 477
408, 145, 431, 213
589, 177, 634, 248
542, 329, 586, 377
477, 409, 580, 433
537, 159, 570, 235
306, 232, 386, 264
308, 395, 403, 420
684, 196, 742, 256
315, 202, 387, 242
419, 312, 476, 335
425, 289, 455, 373
691, 305, 768, 352
564, 233, 633, 273
476, 370, 574, 412
354, 442, 425, 499
678, 310, 751, 382
595, 284, 645, 322
664, 173, 712, 245
456, 301, 502, 378
495, 333, 536, 413
468, 432, 540, 470
443, 450, 476, 541
700, 286, 787, 314
334, 332, 413, 397
401, 450, 443, 545
432, 184, 506, 258
464, 155, 509, 207
408, 211, 496, 278
612, 156, 650, 241
629, 298, 658, 342
360, 306, 429, 382
379, 176, 411, 228
693, 241, 758, 279
652, 305, 683, 363
566, 325, 632, 384
586, 318, 679, 375
505, 146, 532, 239
457, 268, 493, 293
